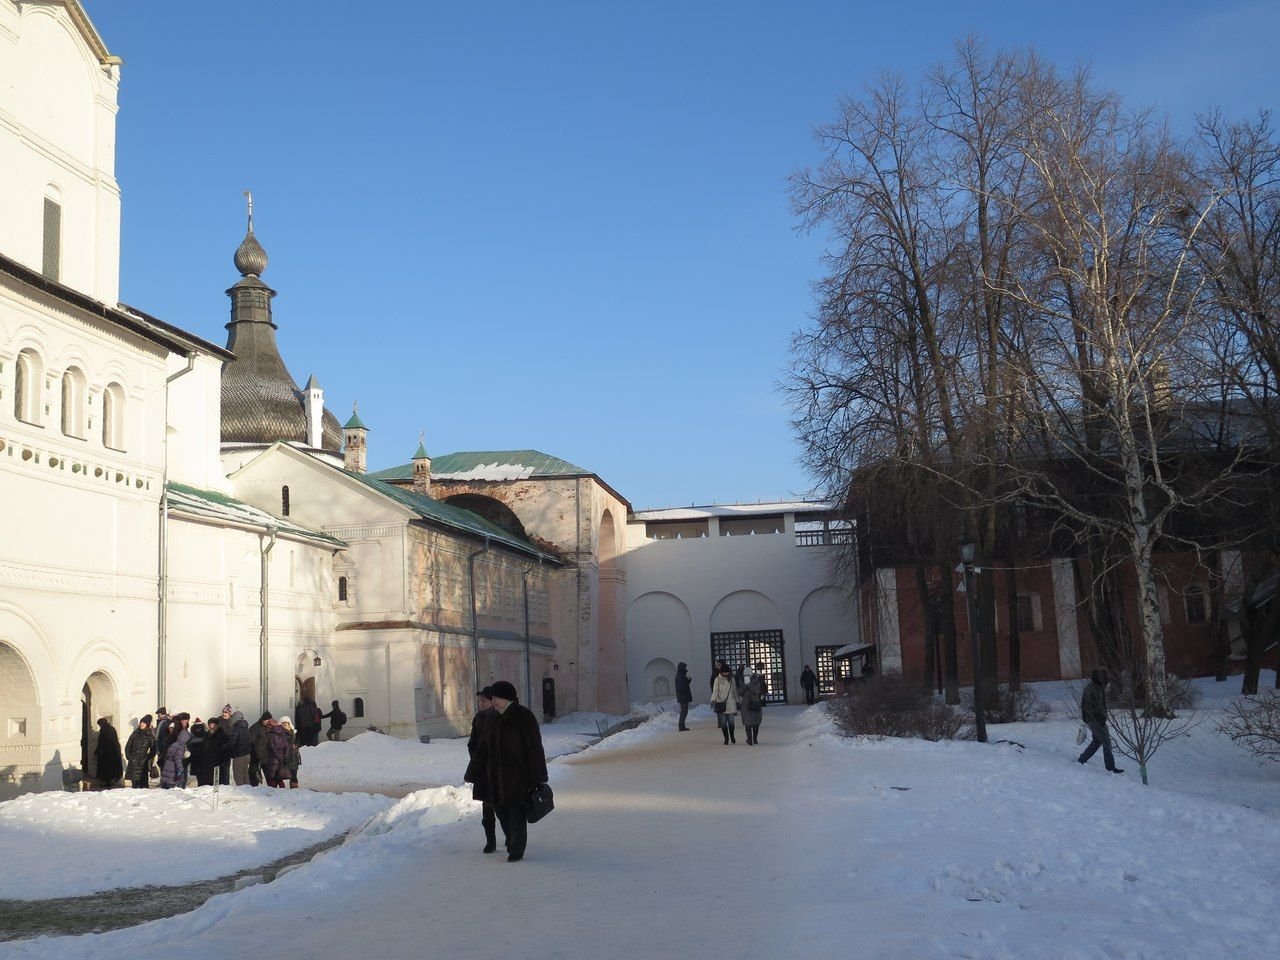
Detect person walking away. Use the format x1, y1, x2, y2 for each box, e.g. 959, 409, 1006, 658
740, 664, 767, 745
125, 715, 156, 789
93, 718, 123, 789
800, 665, 818, 706
464, 687, 499, 853
263, 716, 294, 788
248, 711, 273, 786
296, 696, 323, 748
710, 664, 740, 745
321, 700, 347, 742
1078, 669, 1124, 774
159, 714, 191, 789
484, 680, 549, 863
227, 710, 252, 785
675, 662, 693, 731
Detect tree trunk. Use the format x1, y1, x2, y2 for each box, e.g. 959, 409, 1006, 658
939, 570, 961, 704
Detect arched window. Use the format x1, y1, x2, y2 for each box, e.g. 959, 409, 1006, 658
353, 697, 365, 718
101, 382, 125, 450
61, 367, 87, 438
281, 485, 291, 517
338, 576, 348, 601
14, 349, 44, 425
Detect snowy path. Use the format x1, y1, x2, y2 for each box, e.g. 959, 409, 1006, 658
4, 703, 1280, 959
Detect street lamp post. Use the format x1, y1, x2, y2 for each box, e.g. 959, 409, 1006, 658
959, 539, 988, 743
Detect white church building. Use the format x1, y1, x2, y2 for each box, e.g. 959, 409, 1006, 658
0, 0, 859, 799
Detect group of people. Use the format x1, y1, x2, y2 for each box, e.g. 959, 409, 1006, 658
672, 660, 770, 745
90, 697, 349, 791
463, 681, 550, 863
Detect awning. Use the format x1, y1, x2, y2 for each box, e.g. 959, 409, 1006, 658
833, 642, 875, 660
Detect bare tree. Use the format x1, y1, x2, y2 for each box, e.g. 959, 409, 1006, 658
1218, 690, 1280, 763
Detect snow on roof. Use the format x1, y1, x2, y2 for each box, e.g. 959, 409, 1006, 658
631, 500, 835, 521
833, 642, 874, 658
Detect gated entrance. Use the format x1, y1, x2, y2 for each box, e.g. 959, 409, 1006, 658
710, 630, 786, 704
814, 645, 840, 698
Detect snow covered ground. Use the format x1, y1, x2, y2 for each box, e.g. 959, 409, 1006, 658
1, 680, 1278, 959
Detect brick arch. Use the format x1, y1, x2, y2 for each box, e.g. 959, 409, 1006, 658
441, 492, 529, 539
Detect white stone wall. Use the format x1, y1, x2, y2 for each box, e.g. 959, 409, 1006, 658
0, 1, 121, 305
623, 508, 859, 704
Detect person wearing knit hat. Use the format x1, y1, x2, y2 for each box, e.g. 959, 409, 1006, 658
484, 680, 548, 862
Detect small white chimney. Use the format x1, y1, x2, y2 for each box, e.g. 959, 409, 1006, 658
304, 374, 324, 448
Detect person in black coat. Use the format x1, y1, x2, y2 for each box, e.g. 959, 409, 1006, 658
1078, 669, 1124, 774
296, 697, 323, 747
226, 711, 252, 785
124, 715, 156, 789
675, 663, 693, 731
93, 718, 123, 788
483, 680, 549, 862
464, 687, 499, 853
187, 719, 214, 786
248, 712, 272, 786
800, 665, 818, 706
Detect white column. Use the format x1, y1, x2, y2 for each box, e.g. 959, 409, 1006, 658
875, 567, 902, 674
1052, 558, 1082, 678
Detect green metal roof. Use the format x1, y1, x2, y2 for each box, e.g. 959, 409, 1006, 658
413, 442, 429, 459
344, 410, 368, 430
166, 482, 347, 548
342, 470, 557, 561
368, 449, 589, 483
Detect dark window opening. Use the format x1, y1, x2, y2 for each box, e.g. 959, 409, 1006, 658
281, 485, 290, 517
1185, 585, 1208, 625
353, 697, 365, 718
442, 493, 527, 539
1016, 595, 1036, 632
43, 198, 61, 281
338, 576, 348, 601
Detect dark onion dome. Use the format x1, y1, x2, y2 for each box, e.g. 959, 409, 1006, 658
219, 217, 341, 451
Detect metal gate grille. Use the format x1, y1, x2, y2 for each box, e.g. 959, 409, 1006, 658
710, 630, 786, 704
814, 645, 840, 697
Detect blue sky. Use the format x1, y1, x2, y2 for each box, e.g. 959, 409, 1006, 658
82, 1, 1279, 509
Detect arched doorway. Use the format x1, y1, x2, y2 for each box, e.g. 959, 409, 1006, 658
81, 670, 118, 784
0, 641, 42, 800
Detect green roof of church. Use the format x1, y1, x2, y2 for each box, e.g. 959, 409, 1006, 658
413, 442, 429, 459
344, 410, 368, 430
368, 449, 589, 483
342, 471, 558, 561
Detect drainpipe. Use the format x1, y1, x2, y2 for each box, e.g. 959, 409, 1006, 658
157, 351, 196, 707
260, 526, 278, 714
522, 557, 543, 703
467, 537, 491, 697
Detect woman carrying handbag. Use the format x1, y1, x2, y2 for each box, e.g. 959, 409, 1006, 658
710, 663, 740, 745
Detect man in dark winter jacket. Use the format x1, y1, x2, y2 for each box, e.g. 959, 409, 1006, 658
483, 680, 549, 862
93, 718, 123, 788
675, 663, 693, 731
800, 665, 818, 705
464, 688, 499, 853
153, 708, 172, 765
1078, 669, 1124, 774
248, 712, 273, 786
226, 711, 252, 785
321, 701, 347, 742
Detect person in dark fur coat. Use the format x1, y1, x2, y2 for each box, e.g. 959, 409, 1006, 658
465, 687, 499, 853
93, 718, 123, 788
483, 680, 548, 862
248, 711, 273, 786
124, 715, 156, 789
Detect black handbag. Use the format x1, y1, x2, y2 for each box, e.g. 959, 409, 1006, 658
713, 699, 726, 714
526, 782, 555, 823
